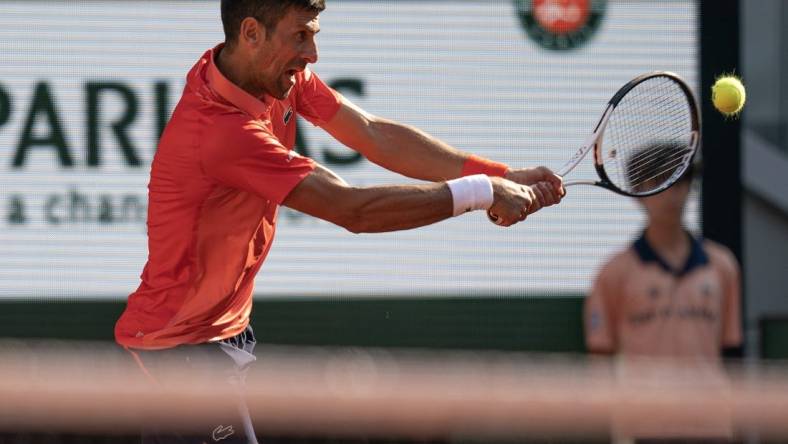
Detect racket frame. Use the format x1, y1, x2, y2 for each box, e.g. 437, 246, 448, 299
558, 71, 701, 197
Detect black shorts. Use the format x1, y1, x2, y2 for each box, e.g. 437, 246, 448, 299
130, 326, 258, 444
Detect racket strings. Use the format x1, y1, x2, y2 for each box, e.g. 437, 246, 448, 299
615, 134, 686, 171
622, 144, 692, 186
601, 76, 695, 195
621, 86, 691, 191
628, 154, 690, 189
606, 153, 686, 191
626, 145, 689, 176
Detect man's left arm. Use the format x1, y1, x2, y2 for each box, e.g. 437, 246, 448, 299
320, 96, 565, 206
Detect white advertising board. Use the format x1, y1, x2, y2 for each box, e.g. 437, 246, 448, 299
0, 1, 699, 299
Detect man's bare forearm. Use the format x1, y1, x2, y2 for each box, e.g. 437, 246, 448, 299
360, 117, 469, 181
282, 164, 454, 233
339, 183, 454, 233
322, 100, 472, 181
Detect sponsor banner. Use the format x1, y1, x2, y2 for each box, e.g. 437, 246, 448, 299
0, 1, 699, 299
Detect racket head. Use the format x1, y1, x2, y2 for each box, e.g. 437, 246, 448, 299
593, 71, 700, 197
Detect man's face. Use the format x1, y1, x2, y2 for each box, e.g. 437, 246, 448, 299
251, 7, 320, 99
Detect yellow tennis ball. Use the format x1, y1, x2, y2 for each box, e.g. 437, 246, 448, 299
712, 76, 746, 116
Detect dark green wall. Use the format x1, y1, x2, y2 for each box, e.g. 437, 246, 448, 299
0, 296, 586, 352
761, 318, 788, 360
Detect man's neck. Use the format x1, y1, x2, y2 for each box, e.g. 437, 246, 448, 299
645, 221, 690, 271
216, 45, 262, 98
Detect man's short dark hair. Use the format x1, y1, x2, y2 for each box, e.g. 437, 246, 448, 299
221, 0, 326, 48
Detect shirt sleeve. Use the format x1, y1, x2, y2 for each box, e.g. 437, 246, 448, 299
201, 117, 315, 205
293, 68, 342, 127
584, 260, 621, 353
718, 247, 743, 348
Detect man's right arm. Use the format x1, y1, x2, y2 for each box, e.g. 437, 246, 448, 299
199, 116, 539, 232
282, 163, 537, 233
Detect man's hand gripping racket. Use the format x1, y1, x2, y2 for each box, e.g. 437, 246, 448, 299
488, 71, 700, 225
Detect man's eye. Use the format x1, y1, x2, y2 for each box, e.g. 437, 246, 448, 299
297, 32, 306, 41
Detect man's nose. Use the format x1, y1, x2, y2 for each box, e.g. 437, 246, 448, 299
303, 40, 318, 64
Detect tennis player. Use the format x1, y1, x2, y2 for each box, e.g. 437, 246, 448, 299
584, 144, 742, 443
115, 0, 565, 442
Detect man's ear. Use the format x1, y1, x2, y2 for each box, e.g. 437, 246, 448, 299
239, 17, 265, 47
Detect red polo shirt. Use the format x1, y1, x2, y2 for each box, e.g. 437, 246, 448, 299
115, 45, 341, 349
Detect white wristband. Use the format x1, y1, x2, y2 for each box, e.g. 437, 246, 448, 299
446, 174, 494, 217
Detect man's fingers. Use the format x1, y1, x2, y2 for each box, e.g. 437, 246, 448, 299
533, 182, 551, 206
551, 175, 566, 197
537, 182, 559, 206
535, 168, 565, 198
487, 209, 513, 227
487, 178, 544, 227
528, 185, 544, 213
534, 169, 565, 197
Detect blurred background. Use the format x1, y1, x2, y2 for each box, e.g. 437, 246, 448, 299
0, 0, 786, 442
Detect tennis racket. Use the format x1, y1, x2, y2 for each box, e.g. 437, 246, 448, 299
556, 71, 700, 196
489, 71, 700, 224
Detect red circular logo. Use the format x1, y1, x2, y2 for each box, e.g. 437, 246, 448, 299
533, 0, 590, 34
516, 0, 605, 51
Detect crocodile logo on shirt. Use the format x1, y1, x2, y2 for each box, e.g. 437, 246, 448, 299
283, 106, 294, 125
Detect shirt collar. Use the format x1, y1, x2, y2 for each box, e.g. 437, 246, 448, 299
205, 43, 274, 119
633, 230, 709, 276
